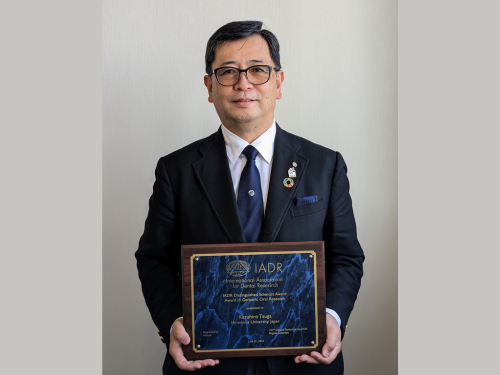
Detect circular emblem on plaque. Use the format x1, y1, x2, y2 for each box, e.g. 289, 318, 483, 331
226, 260, 251, 277
283, 178, 294, 188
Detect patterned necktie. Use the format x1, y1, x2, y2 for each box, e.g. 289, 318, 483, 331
237, 145, 264, 243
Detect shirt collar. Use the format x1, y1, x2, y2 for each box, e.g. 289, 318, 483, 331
221, 120, 276, 165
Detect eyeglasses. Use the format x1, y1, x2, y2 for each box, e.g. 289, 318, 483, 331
210, 65, 279, 86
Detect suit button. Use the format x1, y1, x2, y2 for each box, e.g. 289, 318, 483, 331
161, 338, 165, 343
157, 332, 162, 336
248, 190, 255, 196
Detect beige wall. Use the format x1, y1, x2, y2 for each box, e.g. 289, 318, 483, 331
103, 1, 397, 374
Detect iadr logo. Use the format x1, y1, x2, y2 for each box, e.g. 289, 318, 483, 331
226, 260, 251, 277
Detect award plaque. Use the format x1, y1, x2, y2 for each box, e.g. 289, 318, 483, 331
181, 241, 326, 360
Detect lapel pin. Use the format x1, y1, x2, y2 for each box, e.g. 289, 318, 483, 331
288, 167, 296, 177
283, 178, 294, 188
292, 162, 297, 167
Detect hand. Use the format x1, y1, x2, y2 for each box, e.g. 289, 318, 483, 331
169, 318, 219, 371
294, 313, 341, 365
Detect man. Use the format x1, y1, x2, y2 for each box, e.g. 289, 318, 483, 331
136, 21, 364, 375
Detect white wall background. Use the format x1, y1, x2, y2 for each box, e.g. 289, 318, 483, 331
103, 1, 397, 374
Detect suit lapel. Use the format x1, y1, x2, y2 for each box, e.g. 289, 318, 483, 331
192, 128, 246, 243
259, 125, 309, 242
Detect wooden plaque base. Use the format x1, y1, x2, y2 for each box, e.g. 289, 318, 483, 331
181, 241, 326, 360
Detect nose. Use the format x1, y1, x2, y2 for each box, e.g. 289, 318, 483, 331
233, 71, 253, 91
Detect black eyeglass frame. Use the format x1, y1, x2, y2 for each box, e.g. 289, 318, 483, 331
210, 65, 280, 86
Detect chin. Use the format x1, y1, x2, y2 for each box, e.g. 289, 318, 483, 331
234, 117, 255, 124
230, 113, 257, 124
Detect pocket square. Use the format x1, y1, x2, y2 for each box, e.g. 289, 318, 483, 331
296, 195, 318, 206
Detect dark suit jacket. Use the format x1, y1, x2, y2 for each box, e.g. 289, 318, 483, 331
136, 124, 364, 375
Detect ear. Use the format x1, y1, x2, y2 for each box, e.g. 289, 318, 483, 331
275, 70, 284, 100
204, 75, 214, 103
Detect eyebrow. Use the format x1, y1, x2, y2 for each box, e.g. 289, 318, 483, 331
218, 59, 266, 66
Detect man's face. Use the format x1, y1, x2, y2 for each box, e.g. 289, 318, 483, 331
204, 35, 284, 133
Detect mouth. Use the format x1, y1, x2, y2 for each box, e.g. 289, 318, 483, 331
233, 98, 255, 102
232, 98, 256, 106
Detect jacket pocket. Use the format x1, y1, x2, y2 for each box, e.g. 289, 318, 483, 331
290, 199, 325, 218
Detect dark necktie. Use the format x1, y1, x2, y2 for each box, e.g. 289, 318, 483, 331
237, 145, 264, 243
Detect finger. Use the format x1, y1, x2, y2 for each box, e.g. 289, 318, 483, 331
311, 351, 330, 364
177, 358, 219, 371
294, 353, 320, 364
311, 341, 341, 364
197, 359, 219, 367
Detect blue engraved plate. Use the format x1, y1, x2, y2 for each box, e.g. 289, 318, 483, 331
191, 252, 318, 351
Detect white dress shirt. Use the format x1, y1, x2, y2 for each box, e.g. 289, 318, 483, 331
220, 122, 275, 212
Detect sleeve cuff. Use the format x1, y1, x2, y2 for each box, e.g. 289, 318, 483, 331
325, 308, 341, 327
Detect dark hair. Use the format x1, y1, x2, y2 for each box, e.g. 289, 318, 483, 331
205, 21, 281, 75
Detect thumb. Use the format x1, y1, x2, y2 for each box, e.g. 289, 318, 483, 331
173, 323, 190, 345
323, 316, 337, 357
322, 337, 335, 357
